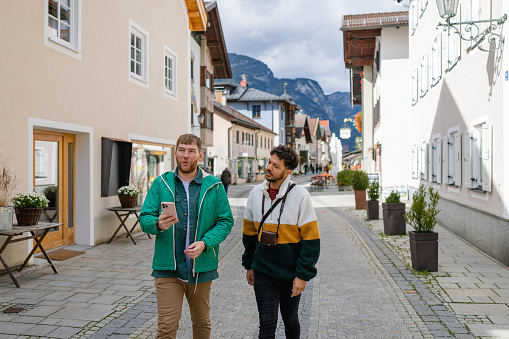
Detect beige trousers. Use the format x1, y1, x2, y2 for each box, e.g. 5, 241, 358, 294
155, 277, 212, 339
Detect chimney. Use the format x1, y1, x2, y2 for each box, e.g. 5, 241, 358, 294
240, 74, 248, 88
222, 88, 227, 106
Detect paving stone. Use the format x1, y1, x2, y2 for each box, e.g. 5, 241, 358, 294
47, 326, 82, 338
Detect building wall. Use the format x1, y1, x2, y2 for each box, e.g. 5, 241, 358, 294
208, 113, 230, 176
379, 26, 410, 192
408, 0, 508, 264
0, 1, 190, 263
362, 66, 374, 172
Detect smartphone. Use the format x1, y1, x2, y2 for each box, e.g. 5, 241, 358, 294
161, 202, 177, 216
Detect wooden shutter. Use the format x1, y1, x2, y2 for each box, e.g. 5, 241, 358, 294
436, 138, 442, 184
442, 137, 448, 184
482, 124, 492, 192
464, 130, 472, 188
454, 133, 462, 187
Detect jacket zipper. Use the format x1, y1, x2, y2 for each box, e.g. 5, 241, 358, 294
193, 182, 221, 274
161, 176, 177, 271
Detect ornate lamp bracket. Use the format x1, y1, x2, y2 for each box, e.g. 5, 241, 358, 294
436, 14, 507, 52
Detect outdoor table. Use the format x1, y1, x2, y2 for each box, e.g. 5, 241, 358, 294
106, 206, 151, 245
0, 223, 61, 288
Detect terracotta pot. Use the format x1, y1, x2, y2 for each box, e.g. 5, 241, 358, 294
119, 195, 138, 208
14, 207, 43, 226
409, 231, 438, 272
354, 190, 366, 210
382, 203, 406, 235
366, 200, 379, 220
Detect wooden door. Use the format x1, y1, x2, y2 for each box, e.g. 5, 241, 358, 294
33, 131, 75, 249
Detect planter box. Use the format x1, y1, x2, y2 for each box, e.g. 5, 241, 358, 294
366, 200, 379, 220
409, 231, 438, 272
354, 190, 366, 210
382, 203, 406, 235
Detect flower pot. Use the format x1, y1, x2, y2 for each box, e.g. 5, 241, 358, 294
0, 206, 14, 230
382, 203, 406, 235
366, 200, 379, 220
354, 190, 366, 210
409, 231, 438, 272
14, 207, 43, 226
119, 195, 138, 208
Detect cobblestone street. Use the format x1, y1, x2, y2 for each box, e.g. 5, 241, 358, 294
0, 176, 508, 338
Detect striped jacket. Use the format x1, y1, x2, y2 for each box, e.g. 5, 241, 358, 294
242, 175, 320, 281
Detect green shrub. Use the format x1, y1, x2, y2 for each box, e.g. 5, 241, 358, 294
336, 170, 353, 186
404, 184, 440, 233
385, 190, 401, 204
367, 181, 380, 201
351, 171, 369, 190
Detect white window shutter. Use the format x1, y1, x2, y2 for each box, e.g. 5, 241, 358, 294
411, 145, 417, 179
464, 130, 472, 188
442, 137, 448, 184
454, 133, 462, 187
443, 31, 449, 71
482, 124, 492, 192
416, 144, 420, 179
422, 142, 428, 180
436, 138, 442, 184
428, 143, 433, 182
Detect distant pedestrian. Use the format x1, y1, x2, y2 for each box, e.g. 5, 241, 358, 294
242, 145, 320, 338
303, 164, 308, 175
140, 134, 234, 339
318, 164, 322, 173
310, 164, 314, 174
325, 165, 329, 174
221, 167, 232, 194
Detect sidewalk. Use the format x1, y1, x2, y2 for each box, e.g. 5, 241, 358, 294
312, 188, 509, 338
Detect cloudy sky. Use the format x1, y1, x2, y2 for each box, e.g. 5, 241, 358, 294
215, 0, 409, 95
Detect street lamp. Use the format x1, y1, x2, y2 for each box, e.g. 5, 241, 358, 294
435, 0, 506, 52
191, 112, 205, 131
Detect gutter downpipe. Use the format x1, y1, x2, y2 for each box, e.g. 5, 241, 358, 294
228, 120, 237, 169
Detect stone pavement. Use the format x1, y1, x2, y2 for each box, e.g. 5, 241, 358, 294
0, 175, 508, 338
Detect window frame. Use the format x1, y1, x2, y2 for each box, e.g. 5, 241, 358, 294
164, 45, 178, 98
252, 105, 261, 119
44, 0, 82, 58
420, 51, 429, 98
129, 20, 149, 86
412, 67, 419, 106
446, 126, 462, 187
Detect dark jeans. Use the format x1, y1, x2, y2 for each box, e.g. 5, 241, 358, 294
253, 270, 301, 339
223, 183, 229, 193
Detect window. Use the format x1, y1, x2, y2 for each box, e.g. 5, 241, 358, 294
444, 23, 460, 71
45, 0, 82, 57
130, 21, 149, 84
419, 0, 428, 17
431, 32, 442, 86
252, 105, 261, 119
206, 72, 213, 90
191, 58, 194, 82
420, 52, 429, 98
236, 130, 240, 144
412, 67, 419, 106
463, 0, 490, 48
164, 46, 177, 97
410, 0, 418, 34
431, 135, 442, 183
242, 132, 245, 145
445, 128, 462, 186
464, 122, 492, 191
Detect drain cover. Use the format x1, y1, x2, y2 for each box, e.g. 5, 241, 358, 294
3, 307, 24, 313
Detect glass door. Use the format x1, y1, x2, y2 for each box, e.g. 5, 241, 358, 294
33, 131, 75, 250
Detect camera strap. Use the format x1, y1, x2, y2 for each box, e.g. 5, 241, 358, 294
258, 183, 296, 239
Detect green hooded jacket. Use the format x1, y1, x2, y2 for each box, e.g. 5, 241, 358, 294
140, 169, 234, 274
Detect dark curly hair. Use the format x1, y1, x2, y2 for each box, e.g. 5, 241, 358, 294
270, 144, 299, 170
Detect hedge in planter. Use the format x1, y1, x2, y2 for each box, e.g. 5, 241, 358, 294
336, 169, 353, 191
382, 190, 406, 235
351, 171, 369, 210
366, 180, 379, 220
404, 184, 440, 272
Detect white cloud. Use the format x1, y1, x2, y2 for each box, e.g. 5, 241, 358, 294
215, 0, 406, 94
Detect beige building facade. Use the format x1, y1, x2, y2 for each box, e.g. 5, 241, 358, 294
0, 0, 207, 265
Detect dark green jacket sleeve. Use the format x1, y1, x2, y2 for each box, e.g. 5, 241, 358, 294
140, 179, 163, 235
200, 184, 234, 249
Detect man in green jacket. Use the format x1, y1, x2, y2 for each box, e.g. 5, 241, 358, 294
140, 134, 234, 339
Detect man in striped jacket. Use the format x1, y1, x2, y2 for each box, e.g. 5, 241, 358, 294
242, 145, 320, 338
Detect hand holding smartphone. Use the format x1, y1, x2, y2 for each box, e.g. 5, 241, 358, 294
161, 202, 177, 216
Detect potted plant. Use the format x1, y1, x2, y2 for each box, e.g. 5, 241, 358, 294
366, 180, 380, 220
404, 184, 441, 272
336, 169, 353, 191
43, 185, 58, 208
351, 170, 369, 210
0, 162, 20, 230
382, 190, 406, 235
117, 185, 140, 208
12, 192, 49, 226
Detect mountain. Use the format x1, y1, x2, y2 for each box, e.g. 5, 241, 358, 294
226, 53, 361, 151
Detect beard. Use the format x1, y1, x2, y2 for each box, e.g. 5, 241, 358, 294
265, 170, 285, 183
177, 157, 199, 174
